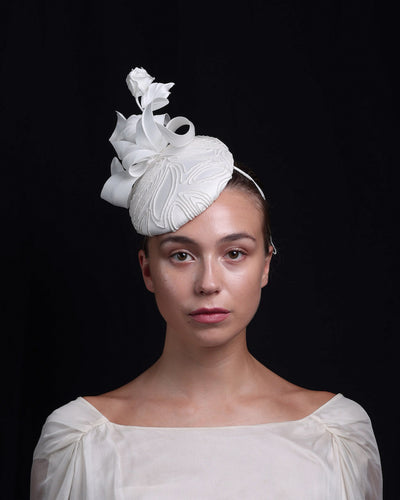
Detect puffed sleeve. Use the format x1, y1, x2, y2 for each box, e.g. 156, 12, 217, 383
30, 398, 108, 500
314, 395, 382, 500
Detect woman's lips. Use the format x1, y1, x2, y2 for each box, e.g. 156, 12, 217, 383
189, 308, 230, 324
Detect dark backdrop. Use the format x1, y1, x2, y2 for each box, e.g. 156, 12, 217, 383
2, 1, 398, 498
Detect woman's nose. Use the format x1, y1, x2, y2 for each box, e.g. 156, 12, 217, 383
195, 259, 221, 295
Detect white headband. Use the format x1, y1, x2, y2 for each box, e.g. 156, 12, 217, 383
101, 67, 269, 239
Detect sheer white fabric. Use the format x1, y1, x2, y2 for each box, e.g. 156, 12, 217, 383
31, 393, 382, 499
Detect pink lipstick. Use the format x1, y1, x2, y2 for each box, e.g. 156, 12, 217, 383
189, 307, 230, 324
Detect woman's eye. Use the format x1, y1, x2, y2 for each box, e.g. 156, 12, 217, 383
226, 250, 244, 260
171, 252, 192, 262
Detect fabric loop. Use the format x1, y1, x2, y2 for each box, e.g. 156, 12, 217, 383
158, 116, 195, 147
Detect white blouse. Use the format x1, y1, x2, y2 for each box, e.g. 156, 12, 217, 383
31, 393, 382, 499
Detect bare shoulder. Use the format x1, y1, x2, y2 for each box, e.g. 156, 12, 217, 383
272, 381, 336, 421
291, 388, 337, 415
254, 365, 336, 422
83, 377, 148, 423
83, 392, 126, 423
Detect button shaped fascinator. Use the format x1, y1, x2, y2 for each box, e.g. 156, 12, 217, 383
101, 67, 237, 236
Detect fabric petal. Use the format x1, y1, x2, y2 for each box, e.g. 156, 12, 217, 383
110, 157, 123, 175
123, 114, 140, 142
140, 103, 168, 150
100, 170, 136, 208
111, 140, 137, 161
123, 148, 156, 171
109, 111, 126, 143
141, 82, 174, 109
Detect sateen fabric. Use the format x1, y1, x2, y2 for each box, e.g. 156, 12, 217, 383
31, 394, 382, 499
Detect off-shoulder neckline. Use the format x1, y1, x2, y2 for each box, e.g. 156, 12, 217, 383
77, 393, 343, 431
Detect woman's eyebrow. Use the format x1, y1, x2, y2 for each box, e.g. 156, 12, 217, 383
159, 233, 256, 248
219, 233, 256, 244
159, 235, 196, 247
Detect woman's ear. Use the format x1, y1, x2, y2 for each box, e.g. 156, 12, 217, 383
261, 245, 273, 288
138, 249, 155, 293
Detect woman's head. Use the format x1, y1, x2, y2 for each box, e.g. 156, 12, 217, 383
102, 67, 275, 346
138, 187, 272, 347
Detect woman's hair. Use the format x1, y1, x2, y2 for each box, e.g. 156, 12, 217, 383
225, 166, 273, 254
142, 165, 273, 256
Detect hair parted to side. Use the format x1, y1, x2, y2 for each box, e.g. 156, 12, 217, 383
142, 164, 273, 257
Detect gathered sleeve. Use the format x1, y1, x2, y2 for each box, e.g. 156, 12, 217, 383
30, 398, 109, 500
312, 395, 383, 500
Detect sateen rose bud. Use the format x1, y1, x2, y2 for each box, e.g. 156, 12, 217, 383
126, 67, 154, 98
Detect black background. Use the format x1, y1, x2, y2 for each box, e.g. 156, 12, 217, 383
2, 1, 398, 498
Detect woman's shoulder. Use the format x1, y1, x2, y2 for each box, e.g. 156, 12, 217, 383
304, 392, 380, 461
285, 386, 374, 428
46, 397, 107, 428
257, 366, 371, 427
33, 397, 108, 460
32, 399, 112, 498
310, 392, 373, 425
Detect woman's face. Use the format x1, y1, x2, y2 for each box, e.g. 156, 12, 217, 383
138, 188, 273, 348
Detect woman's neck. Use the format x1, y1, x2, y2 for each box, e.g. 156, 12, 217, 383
143, 330, 267, 403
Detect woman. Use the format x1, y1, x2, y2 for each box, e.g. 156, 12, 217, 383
31, 67, 382, 499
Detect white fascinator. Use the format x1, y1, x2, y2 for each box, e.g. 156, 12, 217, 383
101, 67, 236, 236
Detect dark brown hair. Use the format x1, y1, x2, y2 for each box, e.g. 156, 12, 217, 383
225, 166, 273, 254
